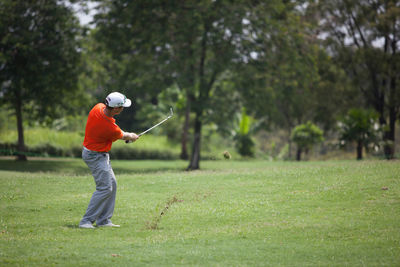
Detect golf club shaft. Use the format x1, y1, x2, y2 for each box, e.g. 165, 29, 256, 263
126, 108, 173, 143
139, 116, 171, 136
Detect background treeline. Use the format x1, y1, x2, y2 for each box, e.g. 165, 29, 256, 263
0, 0, 399, 168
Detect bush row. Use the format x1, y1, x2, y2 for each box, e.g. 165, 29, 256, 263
109, 146, 178, 160
0, 142, 179, 160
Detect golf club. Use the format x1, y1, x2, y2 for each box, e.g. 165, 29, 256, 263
126, 107, 174, 143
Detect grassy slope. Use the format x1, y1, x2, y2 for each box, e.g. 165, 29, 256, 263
0, 128, 180, 152
0, 159, 399, 266
0, 128, 238, 159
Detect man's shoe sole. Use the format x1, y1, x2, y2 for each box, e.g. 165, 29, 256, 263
98, 224, 120, 228
79, 224, 95, 229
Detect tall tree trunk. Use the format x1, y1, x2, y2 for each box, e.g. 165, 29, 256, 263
296, 147, 302, 161
383, 106, 396, 159
187, 23, 205, 170
356, 140, 363, 160
15, 90, 27, 161
187, 112, 202, 170
186, 21, 216, 170
180, 93, 192, 160
288, 128, 292, 160
383, 65, 397, 159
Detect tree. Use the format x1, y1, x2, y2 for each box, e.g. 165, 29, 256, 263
93, 0, 347, 166
94, 0, 248, 169
235, 2, 343, 159
315, 0, 400, 159
338, 108, 380, 160
0, 0, 82, 160
180, 1, 246, 169
291, 122, 324, 161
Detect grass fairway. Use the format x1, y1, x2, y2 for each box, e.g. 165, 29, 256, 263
0, 158, 399, 266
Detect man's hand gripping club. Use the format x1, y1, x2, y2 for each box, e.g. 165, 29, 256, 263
121, 131, 140, 143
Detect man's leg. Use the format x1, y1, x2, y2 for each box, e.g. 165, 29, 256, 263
96, 166, 117, 226
80, 151, 114, 226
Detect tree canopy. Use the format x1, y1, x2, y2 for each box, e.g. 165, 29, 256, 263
0, 0, 398, 164
0, 0, 83, 160
315, 0, 400, 158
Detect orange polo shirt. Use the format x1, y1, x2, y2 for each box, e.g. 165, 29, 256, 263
83, 103, 123, 152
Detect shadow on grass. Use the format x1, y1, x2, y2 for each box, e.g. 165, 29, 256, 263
65, 224, 80, 229
114, 167, 187, 175
0, 158, 187, 175
0, 158, 89, 175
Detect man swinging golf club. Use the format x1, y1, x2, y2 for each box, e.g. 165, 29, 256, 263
79, 92, 139, 229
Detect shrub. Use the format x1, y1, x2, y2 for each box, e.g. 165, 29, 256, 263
291, 122, 324, 161
235, 108, 255, 157
338, 108, 381, 160
0, 143, 18, 156
109, 146, 178, 160
235, 134, 255, 157
0, 142, 179, 160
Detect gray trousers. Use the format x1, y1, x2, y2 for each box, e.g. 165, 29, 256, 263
80, 148, 117, 226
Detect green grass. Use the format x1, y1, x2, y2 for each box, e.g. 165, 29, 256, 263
0, 158, 399, 266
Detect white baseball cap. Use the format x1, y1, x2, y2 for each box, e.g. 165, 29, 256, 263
105, 92, 132, 108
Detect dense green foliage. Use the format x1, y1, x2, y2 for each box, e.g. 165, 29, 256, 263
0, 0, 86, 160
315, 0, 400, 159
89, 0, 359, 167
0, 159, 399, 265
93, 0, 261, 169
0, 0, 399, 165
